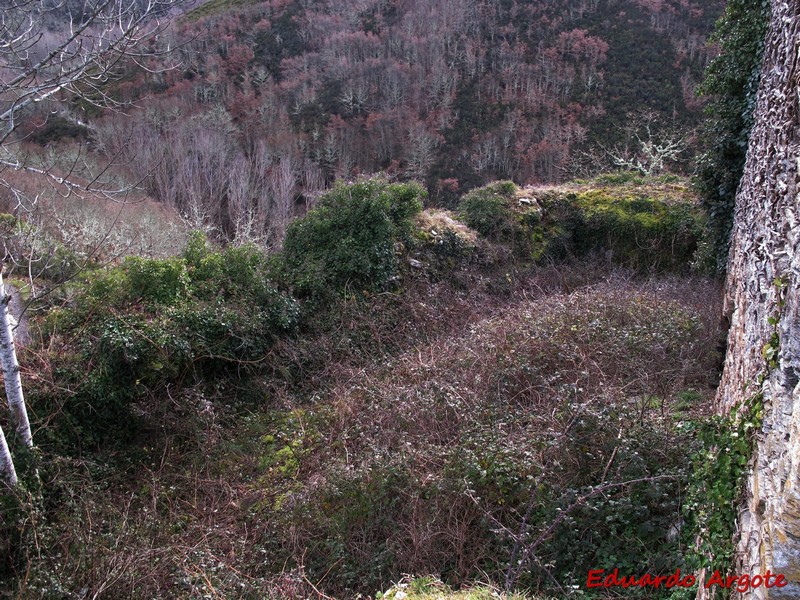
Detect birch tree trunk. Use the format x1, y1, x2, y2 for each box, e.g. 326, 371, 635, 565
0, 271, 32, 449
0, 423, 17, 487
702, 1, 800, 598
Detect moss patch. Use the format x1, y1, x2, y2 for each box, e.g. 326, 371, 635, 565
459, 176, 705, 271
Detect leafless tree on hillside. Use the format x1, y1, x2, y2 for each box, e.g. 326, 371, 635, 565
604, 112, 690, 176
269, 154, 298, 247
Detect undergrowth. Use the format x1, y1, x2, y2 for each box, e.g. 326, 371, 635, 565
672, 276, 785, 598
1, 177, 725, 599
29, 234, 298, 451
257, 279, 721, 597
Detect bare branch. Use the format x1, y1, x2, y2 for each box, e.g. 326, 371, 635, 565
601, 112, 690, 176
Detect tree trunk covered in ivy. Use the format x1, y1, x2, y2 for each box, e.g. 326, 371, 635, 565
712, 0, 800, 597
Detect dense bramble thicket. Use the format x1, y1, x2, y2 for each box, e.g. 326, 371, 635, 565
696, 0, 770, 272
260, 284, 716, 595
5, 176, 722, 599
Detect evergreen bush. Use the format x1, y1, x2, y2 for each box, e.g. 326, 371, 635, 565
457, 181, 517, 240
34, 235, 299, 449
278, 178, 425, 299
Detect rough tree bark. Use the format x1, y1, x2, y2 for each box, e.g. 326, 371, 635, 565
707, 1, 800, 598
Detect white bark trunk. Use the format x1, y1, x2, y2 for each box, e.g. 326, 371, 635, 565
0, 271, 32, 448
0, 422, 17, 487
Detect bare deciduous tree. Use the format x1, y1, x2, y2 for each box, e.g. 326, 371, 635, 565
604, 112, 690, 176
269, 154, 298, 246
1, 0, 182, 179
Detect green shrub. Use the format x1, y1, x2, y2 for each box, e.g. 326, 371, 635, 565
124, 256, 190, 305
534, 409, 694, 594
457, 181, 549, 260
299, 462, 408, 592
34, 237, 299, 449
279, 178, 425, 298
681, 406, 760, 574
457, 181, 517, 240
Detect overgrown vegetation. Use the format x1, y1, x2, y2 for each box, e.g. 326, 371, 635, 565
696, 0, 771, 273
278, 178, 425, 300
679, 393, 763, 588
0, 0, 776, 594
2, 177, 725, 599
676, 276, 785, 597
255, 280, 719, 596
459, 177, 705, 271
32, 235, 298, 450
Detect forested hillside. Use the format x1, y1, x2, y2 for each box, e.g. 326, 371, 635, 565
14, 0, 723, 244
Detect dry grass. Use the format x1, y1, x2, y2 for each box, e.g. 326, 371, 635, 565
415, 210, 479, 245
1, 166, 190, 268
379, 576, 540, 599
521, 173, 699, 204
